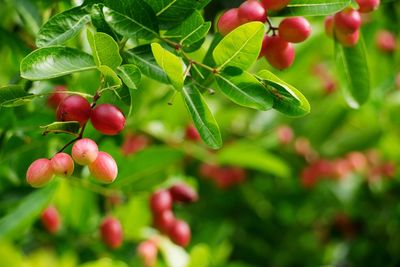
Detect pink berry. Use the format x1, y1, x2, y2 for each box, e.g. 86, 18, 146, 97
217, 8, 242, 36
376, 30, 397, 53
324, 16, 334, 38
356, 0, 380, 13
71, 138, 99, 165
169, 183, 198, 203
185, 124, 201, 141
91, 104, 126, 135
121, 134, 149, 156
26, 158, 54, 187
100, 217, 123, 249
276, 125, 294, 145
263, 35, 295, 70
56, 95, 91, 126
154, 210, 175, 233
47, 85, 67, 109
51, 152, 74, 176
137, 240, 158, 267
169, 220, 191, 247
334, 8, 361, 34
41, 206, 60, 234
262, 0, 290, 11
335, 29, 360, 47
150, 190, 172, 214
238, 0, 267, 23
279, 17, 311, 43
88, 152, 118, 183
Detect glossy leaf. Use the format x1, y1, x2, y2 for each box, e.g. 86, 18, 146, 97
41, 121, 81, 136
87, 30, 122, 69
0, 182, 58, 239
20, 46, 96, 80
151, 43, 185, 91
273, 0, 351, 17
124, 45, 169, 84
181, 86, 222, 149
213, 22, 264, 70
116, 64, 141, 90
98, 65, 122, 89
103, 0, 158, 41
0, 85, 34, 107
88, 4, 120, 41
215, 67, 273, 110
36, 6, 91, 47
164, 11, 211, 47
335, 37, 370, 108
256, 70, 310, 117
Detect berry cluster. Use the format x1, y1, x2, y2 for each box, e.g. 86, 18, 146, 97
217, 0, 312, 70
26, 85, 126, 187
150, 183, 198, 247
199, 163, 247, 189
324, 0, 380, 47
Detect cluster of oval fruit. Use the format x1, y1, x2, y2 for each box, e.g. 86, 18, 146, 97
217, 0, 311, 70
150, 183, 198, 247
324, 0, 380, 47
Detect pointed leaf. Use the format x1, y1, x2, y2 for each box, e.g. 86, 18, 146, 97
151, 43, 185, 91
213, 22, 265, 70
256, 70, 310, 117
335, 37, 370, 108
124, 45, 169, 84
116, 64, 141, 90
215, 67, 273, 110
181, 86, 222, 149
0, 85, 35, 107
21, 46, 96, 80
273, 0, 351, 17
36, 6, 91, 47
41, 121, 81, 136
87, 30, 122, 69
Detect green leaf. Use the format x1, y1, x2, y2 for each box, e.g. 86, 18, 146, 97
335, 37, 370, 108
88, 4, 121, 41
0, 182, 58, 240
116, 64, 141, 90
164, 11, 211, 47
213, 22, 265, 70
124, 45, 169, 84
151, 43, 185, 91
11, 0, 41, 35
256, 70, 310, 117
0, 85, 35, 107
87, 30, 122, 69
215, 67, 273, 111
40, 121, 81, 136
20, 46, 97, 80
272, 0, 351, 17
218, 142, 291, 178
102, 0, 158, 41
181, 85, 222, 149
98, 65, 122, 89
36, 6, 91, 47
158, 236, 190, 267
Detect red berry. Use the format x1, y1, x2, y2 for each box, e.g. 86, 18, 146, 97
279, 17, 311, 43
262, 0, 290, 11
26, 158, 54, 187
356, 0, 380, 13
56, 95, 91, 126
238, 0, 267, 23
72, 138, 99, 165
51, 152, 74, 177
121, 134, 149, 156
169, 183, 198, 203
185, 124, 201, 141
335, 29, 360, 47
263, 35, 295, 70
89, 152, 118, 183
154, 210, 175, 233
376, 30, 397, 53
150, 190, 172, 214
137, 240, 158, 267
100, 217, 123, 249
324, 16, 334, 38
334, 8, 361, 34
91, 104, 126, 135
41, 206, 61, 234
169, 220, 191, 247
217, 8, 242, 36
47, 85, 68, 109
